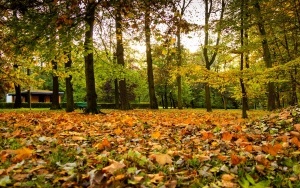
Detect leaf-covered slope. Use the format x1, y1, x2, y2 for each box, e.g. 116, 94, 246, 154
0, 108, 300, 187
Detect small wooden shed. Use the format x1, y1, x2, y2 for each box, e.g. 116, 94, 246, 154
8, 90, 64, 103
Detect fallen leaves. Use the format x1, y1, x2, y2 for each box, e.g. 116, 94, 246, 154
0, 107, 300, 187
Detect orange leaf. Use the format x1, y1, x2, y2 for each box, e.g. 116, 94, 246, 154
201, 131, 214, 140
94, 138, 111, 151
230, 154, 244, 165
244, 145, 253, 152
291, 137, 300, 147
222, 174, 235, 181
114, 127, 123, 135
217, 154, 228, 161
255, 155, 270, 166
262, 143, 282, 156
222, 132, 233, 141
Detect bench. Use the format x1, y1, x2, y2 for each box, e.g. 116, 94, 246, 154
75, 102, 101, 112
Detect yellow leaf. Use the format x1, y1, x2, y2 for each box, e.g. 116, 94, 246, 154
114, 127, 123, 135
151, 131, 161, 139
12, 147, 34, 162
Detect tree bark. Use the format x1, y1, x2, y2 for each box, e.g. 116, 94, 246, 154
115, 5, 130, 110
50, 61, 61, 110
84, 1, 99, 114
65, 54, 74, 112
253, 0, 276, 111
145, 4, 158, 109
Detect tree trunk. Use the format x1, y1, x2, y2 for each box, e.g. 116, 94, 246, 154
202, 0, 225, 112
240, 0, 248, 118
14, 84, 22, 108
84, 1, 99, 114
164, 85, 168, 109
145, 5, 158, 109
176, 18, 183, 110
51, 61, 61, 110
114, 78, 120, 109
65, 54, 74, 112
27, 69, 31, 109
253, 0, 276, 111
115, 5, 130, 110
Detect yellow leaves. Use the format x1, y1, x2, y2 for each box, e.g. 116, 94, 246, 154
149, 153, 172, 165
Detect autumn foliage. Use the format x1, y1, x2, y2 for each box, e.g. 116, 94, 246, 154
1, 107, 300, 187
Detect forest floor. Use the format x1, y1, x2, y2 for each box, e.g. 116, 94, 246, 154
1, 107, 300, 187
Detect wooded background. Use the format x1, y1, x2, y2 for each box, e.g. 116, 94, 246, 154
0, 0, 299, 116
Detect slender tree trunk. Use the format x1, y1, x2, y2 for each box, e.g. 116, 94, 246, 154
13, 64, 22, 108
84, 1, 98, 114
164, 84, 168, 109
14, 84, 22, 108
202, 0, 225, 112
253, 0, 276, 111
145, 5, 158, 109
176, 18, 183, 110
115, 5, 130, 110
114, 79, 120, 109
65, 54, 74, 112
240, 0, 248, 118
51, 61, 61, 110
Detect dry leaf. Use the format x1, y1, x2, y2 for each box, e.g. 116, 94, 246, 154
221, 174, 235, 181
102, 160, 126, 174
148, 173, 164, 183
294, 124, 300, 132
149, 154, 172, 165
222, 132, 233, 141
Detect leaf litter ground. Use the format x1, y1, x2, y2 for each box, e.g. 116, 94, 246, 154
1, 108, 300, 187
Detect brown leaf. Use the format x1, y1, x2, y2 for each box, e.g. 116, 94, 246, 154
12, 174, 28, 181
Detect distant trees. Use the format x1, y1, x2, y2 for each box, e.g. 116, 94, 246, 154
0, 0, 299, 115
